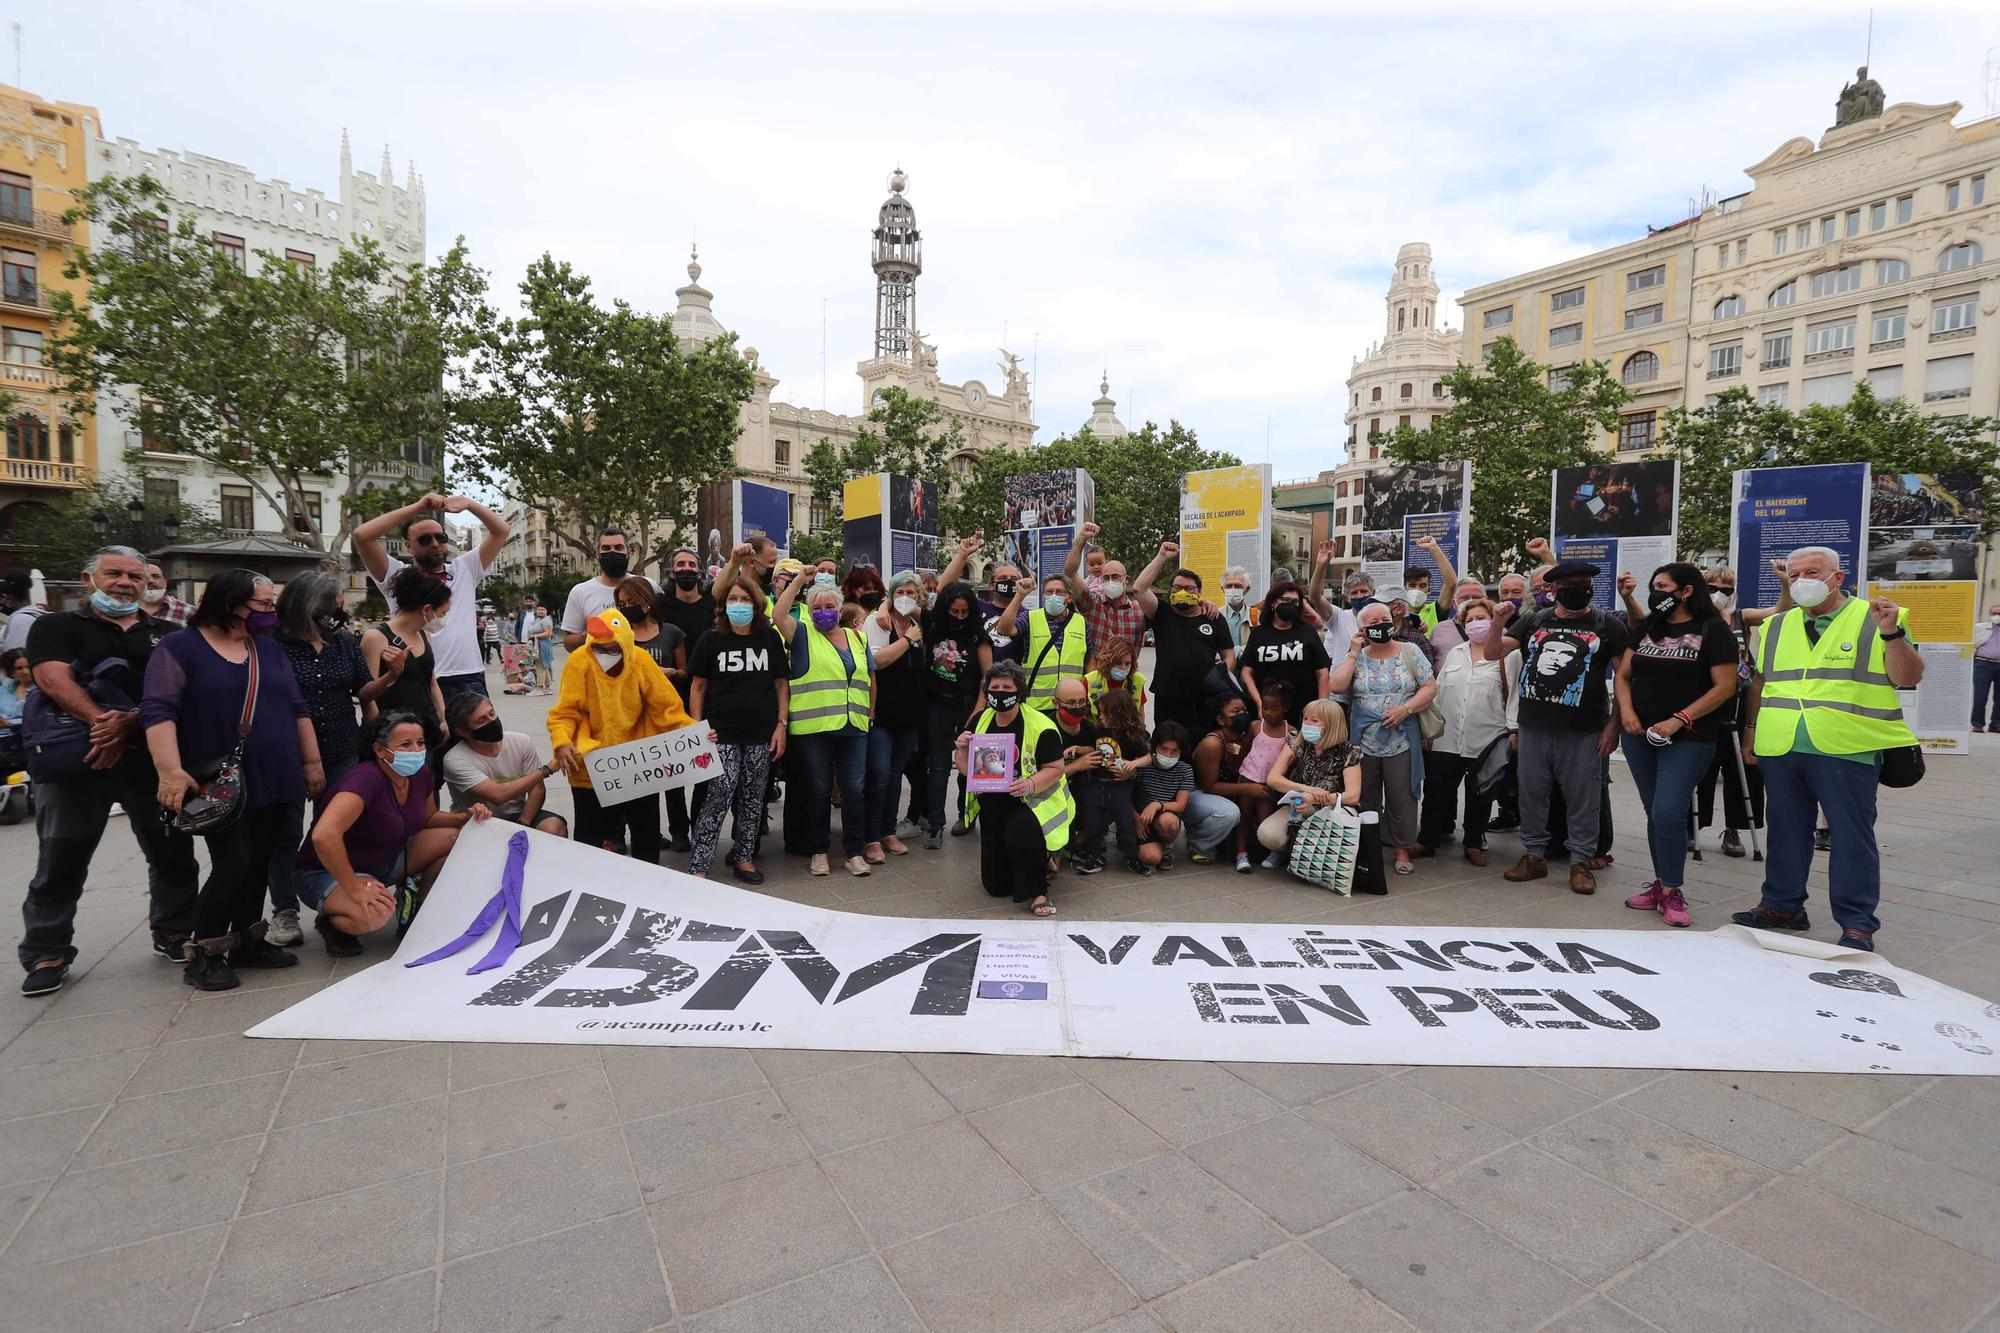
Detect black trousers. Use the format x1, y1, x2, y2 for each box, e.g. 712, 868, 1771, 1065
1153, 693, 1202, 735
573, 785, 662, 865
197, 804, 291, 943
979, 802, 1049, 903
1417, 749, 1492, 850
19, 759, 200, 969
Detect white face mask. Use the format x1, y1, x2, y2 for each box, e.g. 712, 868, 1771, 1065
141, 587, 166, 605
1789, 577, 1832, 610
1154, 753, 1178, 770
893, 595, 918, 617
1223, 587, 1247, 607
1100, 579, 1127, 602
592, 647, 624, 671
1711, 591, 1732, 609
1405, 589, 1429, 608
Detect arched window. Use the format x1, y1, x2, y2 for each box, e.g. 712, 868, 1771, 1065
1431, 381, 1443, 397
1397, 308, 1406, 332
1400, 382, 1413, 399
1767, 279, 1796, 308
1622, 351, 1660, 385
57, 423, 73, 464
1714, 295, 1745, 319
1938, 242, 1982, 272
1371, 386, 1381, 402
5, 412, 49, 461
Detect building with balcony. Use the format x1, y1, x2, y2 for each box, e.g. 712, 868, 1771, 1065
0, 84, 100, 574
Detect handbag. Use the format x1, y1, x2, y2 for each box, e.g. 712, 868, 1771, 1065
1403, 643, 1447, 741
1287, 800, 1363, 895
1878, 744, 1925, 789
21, 659, 140, 784
170, 643, 260, 835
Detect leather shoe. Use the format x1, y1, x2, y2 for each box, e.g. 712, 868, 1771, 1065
1463, 846, 1488, 867
732, 864, 766, 885
1502, 854, 1547, 882
1408, 844, 1434, 859
1569, 865, 1597, 895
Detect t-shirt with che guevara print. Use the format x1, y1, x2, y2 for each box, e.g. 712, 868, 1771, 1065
1511, 607, 1626, 733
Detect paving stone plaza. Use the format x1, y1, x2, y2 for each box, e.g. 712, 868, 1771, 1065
2, 660, 1998, 1332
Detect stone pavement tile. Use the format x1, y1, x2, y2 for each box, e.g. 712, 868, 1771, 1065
444, 1123, 640, 1259
1708, 1178, 2000, 1333
1047, 1153, 1284, 1299
1308, 1190, 1588, 1333
294, 1037, 415, 1064
1862, 1096, 2000, 1186
0, 1104, 99, 1186
76, 1070, 286, 1170
1624, 1071, 1846, 1171
1911, 946, 2000, 1002
1086, 1313, 1167, 1332
752, 1046, 899, 1085
776, 1055, 956, 1154
199, 1172, 439, 1327
905, 1051, 1080, 1112
1538, 1295, 1664, 1333
966, 1082, 1168, 1192
685, 1256, 922, 1333
446, 1040, 598, 1093
0, 1221, 224, 1333
37, 965, 188, 1020
122, 1031, 300, 1099
0, 1002, 177, 1069
1302, 1077, 1513, 1184
1183, 1112, 1410, 1234
1922, 1071, 2000, 1122
3, 1135, 256, 1270
651, 1161, 867, 1315
244, 1096, 446, 1214
445, 1060, 619, 1163
624, 1088, 811, 1203
273, 1043, 447, 1128
1076, 1058, 1281, 1146
602, 1045, 768, 1120
442, 1210, 672, 1333
1716, 1069, 1927, 1129
1535, 1066, 1668, 1099
1802, 1134, 2000, 1263
883, 1197, 1136, 1333
1212, 1060, 1401, 1107
0, 1045, 146, 1120
821, 1116, 1031, 1249
1152, 1242, 1410, 1333
1401, 1066, 1600, 1137
1431, 1143, 1684, 1285
216, 1269, 437, 1332
1605, 1231, 1890, 1333
0, 1176, 48, 1248
1532, 1103, 1772, 1223
163, 983, 323, 1043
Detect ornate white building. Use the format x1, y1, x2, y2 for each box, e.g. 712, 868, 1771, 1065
1079, 373, 1129, 439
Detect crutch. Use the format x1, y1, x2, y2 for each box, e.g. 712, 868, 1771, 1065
1687, 789, 1703, 862
1725, 733, 1764, 861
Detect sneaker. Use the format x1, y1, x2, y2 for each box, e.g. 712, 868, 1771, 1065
1503, 855, 1548, 882
315, 914, 363, 958
267, 908, 303, 947
228, 938, 300, 970
1260, 850, 1285, 870
1234, 853, 1253, 873
395, 884, 419, 939
1838, 927, 1875, 952
845, 856, 872, 877
924, 826, 944, 851
183, 952, 239, 991
1731, 905, 1812, 932
1626, 880, 1667, 911
950, 818, 975, 837
1660, 888, 1691, 928
1157, 848, 1175, 871
152, 931, 190, 963
1813, 827, 1831, 853
1124, 856, 1154, 877
1073, 856, 1105, 875
809, 853, 830, 876
1189, 848, 1215, 866
20, 958, 67, 996
1720, 829, 1745, 858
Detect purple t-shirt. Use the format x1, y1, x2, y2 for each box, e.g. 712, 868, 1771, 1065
139, 630, 309, 807
297, 760, 434, 875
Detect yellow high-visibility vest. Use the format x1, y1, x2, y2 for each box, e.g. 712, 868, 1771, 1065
1753, 598, 1915, 756
788, 625, 872, 735
962, 705, 1075, 851
1023, 608, 1087, 710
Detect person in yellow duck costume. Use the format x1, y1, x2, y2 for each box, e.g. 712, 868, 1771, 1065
548, 607, 692, 862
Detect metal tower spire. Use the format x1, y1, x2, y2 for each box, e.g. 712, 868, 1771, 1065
871, 168, 921, 359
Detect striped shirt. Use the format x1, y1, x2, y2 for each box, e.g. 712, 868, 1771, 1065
1133, 758, 1194, 808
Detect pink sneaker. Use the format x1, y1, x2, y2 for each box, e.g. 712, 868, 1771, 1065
1625, 880, 1666, 911
1660, 887, 1691, 928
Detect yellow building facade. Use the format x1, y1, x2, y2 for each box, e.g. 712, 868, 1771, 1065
0, 83, 97, 572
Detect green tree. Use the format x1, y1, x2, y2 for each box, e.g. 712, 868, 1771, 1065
796, 388, 965, 565
1654, 387, 1802, 560
8, 476, 225, 579
943, 421, 1240, 571
450, 255, 756, 577
48, 173, 483, 557
534, 568, 588, 612
1385, 337, 1628, 575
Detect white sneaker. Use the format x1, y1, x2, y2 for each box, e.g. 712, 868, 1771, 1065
1261, 851, 1285, 870
809, 853, 830, 876
1235, 854, 1253, 873
267, 907, 303, 947
108, 802, 127, 818
846, 856, 872, 877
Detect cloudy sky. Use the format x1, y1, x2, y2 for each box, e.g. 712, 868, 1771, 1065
43, 2, 2000, 480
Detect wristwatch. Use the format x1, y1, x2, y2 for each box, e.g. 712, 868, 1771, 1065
1881, 628, 1906, 641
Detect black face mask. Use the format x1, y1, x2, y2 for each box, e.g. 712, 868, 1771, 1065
672, 570, 701, 590
858, 591, 884, 611
315, 611, 349, 635
1364, 622, 1394, 643
1225, 713, 1251, 734
1647, 590, 1680, 616
598, 552, 630, 579
987, 692, 1019, 712
1273, 601, 1299, 625
993, 580, 1016, 598
1347, 595, 1374, 612
468, 719, 505, 744
618, 604, 648, 624
1555, 584, 1594, 611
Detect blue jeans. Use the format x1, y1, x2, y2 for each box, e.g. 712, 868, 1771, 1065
793, 727, 869, 857
1757, 748, 1882, 934
267, 752, 357, 912
438, 672, 489, 701
1619, 733, 1715, 889
865, 725, 922, 843
1973, 657, 2000, 727
1183, 790, 1242, 857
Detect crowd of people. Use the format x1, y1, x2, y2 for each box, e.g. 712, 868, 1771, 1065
7, 487, 1927, 997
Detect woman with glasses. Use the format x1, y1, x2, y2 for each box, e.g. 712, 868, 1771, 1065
361, 567, 450, 771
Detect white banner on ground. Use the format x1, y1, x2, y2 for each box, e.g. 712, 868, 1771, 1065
250, 823, 2000, 1075
585, 729, 720, 808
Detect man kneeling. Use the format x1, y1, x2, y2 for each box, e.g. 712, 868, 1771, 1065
293, 710, 491, 955
442, 691, 569, 837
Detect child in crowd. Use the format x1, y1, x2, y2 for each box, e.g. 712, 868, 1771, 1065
1132, 720, 1194, 872
1089, 687, 1152, 874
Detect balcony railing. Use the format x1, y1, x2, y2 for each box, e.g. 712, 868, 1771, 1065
0, 206, 70, 244
1, 458, 90, 487
0, 283, 48, 314
0, 361, 53, 390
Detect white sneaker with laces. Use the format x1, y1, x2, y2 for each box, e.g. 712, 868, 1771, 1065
267, 907, 303, 947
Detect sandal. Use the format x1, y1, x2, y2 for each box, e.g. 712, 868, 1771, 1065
1393, 859, 1415, 875
1028, 896, 1057, 917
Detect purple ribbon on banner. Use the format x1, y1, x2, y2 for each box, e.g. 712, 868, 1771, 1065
404, 829, 529, 974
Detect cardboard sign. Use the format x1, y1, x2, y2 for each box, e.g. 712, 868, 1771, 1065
966, 733, 1017, 792
583, 727, 718, 807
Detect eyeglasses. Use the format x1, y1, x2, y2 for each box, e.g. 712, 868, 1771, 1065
411, 532, 448, 546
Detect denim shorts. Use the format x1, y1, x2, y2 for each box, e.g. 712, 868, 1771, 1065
294, 852, 406, 910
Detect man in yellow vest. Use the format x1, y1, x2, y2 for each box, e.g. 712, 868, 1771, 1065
1021, 573, 1089, 712
955, 662, 1073, 917
1735, 545, 1922, 952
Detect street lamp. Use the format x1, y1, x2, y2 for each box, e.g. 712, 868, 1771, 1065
90, 507, 109, 541
125, 497, 145, 529
162, 512, 180, 544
